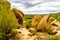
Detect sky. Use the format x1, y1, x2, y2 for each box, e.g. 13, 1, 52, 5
8, 0, 60, 14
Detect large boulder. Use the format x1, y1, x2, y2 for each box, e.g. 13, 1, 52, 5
12, 8, 24, 26
32, 15, 44, 28
31, 14, 59, 34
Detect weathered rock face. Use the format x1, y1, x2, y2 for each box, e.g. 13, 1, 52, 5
38, 15, 50, 31
31, 14, 60, 34
32, 15, 44, 28
9, 28, 38, 40
37, 15, 55, 31
12, 8, 24, 26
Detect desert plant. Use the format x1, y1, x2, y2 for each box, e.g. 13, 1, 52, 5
0, 0, 19, 40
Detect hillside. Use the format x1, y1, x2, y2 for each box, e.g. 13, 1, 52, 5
0, 0, 19, 40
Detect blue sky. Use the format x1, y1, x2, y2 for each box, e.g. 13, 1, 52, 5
8, 0, 60, 14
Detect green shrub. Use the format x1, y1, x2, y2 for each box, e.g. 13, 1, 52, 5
0, 0, 19, 40
48, 35, 60, 40
51, 12, 60, 22
24, 15, 34, 28
44, 35, 60, 40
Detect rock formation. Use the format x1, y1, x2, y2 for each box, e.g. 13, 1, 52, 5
32, 15, 44, 28
32, 14, 60, 34
12, 8, 24, 26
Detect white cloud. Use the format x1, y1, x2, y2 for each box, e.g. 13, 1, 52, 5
8, 0, 60, 14
40, 2, 60, 7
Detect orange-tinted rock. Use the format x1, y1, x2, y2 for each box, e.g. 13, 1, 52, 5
31, 15, 44, 29
12, 8, 24, 26
38, 15, 50, 31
